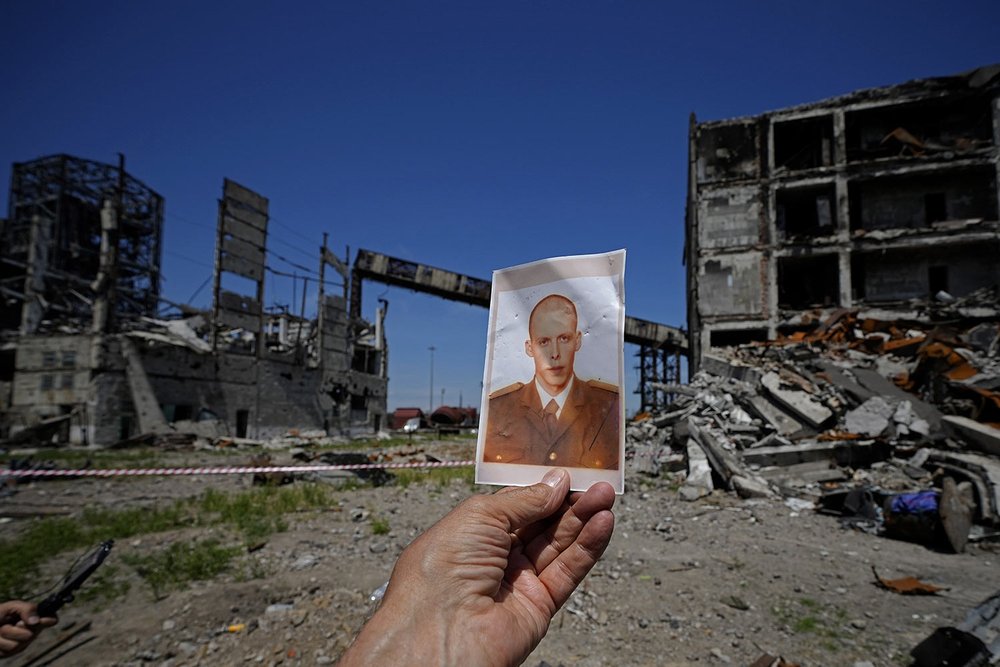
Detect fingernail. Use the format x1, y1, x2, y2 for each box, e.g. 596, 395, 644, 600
542, 468, 566, 488
27, 615, 39, 625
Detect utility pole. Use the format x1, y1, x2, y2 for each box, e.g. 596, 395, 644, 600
428, 345, 436, 415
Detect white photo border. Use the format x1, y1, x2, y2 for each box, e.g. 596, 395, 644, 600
475, 250, 626, 494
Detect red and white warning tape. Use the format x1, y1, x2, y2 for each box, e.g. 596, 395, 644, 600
0, 460, 476, 479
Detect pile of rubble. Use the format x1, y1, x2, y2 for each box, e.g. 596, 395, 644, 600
627, 305, 1000, 554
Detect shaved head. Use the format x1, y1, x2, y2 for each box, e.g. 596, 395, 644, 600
525, 294, 581, 396
528, 294, 577, 337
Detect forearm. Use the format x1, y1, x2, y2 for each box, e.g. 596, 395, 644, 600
337, 600, 452, 667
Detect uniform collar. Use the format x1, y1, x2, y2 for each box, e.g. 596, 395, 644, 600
535, 376, 574, 416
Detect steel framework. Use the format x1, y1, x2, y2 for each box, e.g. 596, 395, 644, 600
350, 248, 689, 411
0, 154, 163, 332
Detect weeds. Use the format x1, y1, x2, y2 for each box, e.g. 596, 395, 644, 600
0, 482, 338, 599
371, 516, 390, 535
75, 565, 131, 610
771, 598, 846, 648
123, 540, 241, 600
0, 503, 193, 599
394, 466, 474, 488
0, 471, 468, 602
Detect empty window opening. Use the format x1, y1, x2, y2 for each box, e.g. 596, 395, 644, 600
235, 409, 250, 438
925, 193, 947, 224
352, 347, 379, 374
845, 96, 994, 162
849, 168, 997, 231
42, 351, 57, 368
61, 350, 76, 368
696, 123, 759, 182
776, 185, 836, 239
710, 328, 769, 348
929, 266, 949, 295
40, 374, 54, 390
0, 350, 14, 382
851, 254, 866, 301
119, 415, 133, 441
60, 373, 73, 389
778, 255, 840, 309
773, 115, 834, 172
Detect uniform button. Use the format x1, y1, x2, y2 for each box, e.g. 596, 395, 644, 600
548, 452, 557, 461
594, 460, 602, 467
495, 455, 503, 461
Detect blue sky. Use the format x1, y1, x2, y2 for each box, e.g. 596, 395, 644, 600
2, 1, 998, 415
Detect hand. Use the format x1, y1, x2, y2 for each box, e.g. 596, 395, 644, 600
0, 600, 57, 658
338, 468, 616, 667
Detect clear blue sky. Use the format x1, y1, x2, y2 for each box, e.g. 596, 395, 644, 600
2, 1, 998, 415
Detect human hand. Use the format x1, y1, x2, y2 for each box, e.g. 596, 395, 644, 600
338, 468, 615, 667
0, 600, 57, 658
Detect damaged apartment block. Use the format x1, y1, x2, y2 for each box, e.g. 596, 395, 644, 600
0, 154, 388, 446
686, 64, 1000, 369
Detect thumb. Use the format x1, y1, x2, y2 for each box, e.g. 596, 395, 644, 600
489, 468, 570, 531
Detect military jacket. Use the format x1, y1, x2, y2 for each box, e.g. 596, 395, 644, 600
482, 376, 620, 470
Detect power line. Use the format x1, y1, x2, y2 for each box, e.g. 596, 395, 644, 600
164, 250, 214, 270
265, 265, 344, 288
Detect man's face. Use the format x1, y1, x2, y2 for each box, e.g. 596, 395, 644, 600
525, 303, 581, 396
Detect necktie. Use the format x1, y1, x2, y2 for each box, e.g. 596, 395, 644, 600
544, 399, 559, 438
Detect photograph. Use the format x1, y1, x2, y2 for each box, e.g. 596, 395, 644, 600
476, 250, 626, 493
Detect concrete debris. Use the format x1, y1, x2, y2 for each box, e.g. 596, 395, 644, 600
626, 306, 1000, 552
844, 396, 895, 437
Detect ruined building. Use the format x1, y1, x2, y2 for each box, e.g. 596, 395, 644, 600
685, 64, 1000, 371
0, 154, 387, 445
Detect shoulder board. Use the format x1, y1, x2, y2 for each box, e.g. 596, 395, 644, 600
586, 379, 619, 394
489, 382, 524, 399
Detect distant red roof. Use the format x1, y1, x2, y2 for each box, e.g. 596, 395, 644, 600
390, 407, 425, 430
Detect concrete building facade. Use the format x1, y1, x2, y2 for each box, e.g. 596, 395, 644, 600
686, 65, 1000, 371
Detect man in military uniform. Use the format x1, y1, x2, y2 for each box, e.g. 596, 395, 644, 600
483, 294, 620, 470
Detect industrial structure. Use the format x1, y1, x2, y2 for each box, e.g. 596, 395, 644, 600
0, 155, 687, 445
0, 155, 388, 445
348, 248, 688, 412
685, 64, 1000, 371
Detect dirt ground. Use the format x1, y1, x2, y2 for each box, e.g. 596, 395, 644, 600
3, 438, 999, 667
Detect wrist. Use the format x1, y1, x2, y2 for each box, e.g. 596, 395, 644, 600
338, 597, 453, 666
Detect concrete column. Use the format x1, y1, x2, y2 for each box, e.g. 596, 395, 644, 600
20, 214, 50, 334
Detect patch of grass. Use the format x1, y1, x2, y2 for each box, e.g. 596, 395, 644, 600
772, 598, 845, 646
793, 615, 820, 633
196, 483, 336, 542
370, 516, 390, 535
74, 565, 131, 609
0, 503, 193, 599
123, 539, 241, 600
0, 483, 340, 598
394, 466, 474, 488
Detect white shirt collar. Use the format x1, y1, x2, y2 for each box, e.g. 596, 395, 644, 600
536, 376, 574, 417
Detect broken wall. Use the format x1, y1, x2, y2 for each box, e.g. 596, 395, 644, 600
697, 252, 765, 318
9, 335, 95, 443
138, 343, 326, 439
697, 187, 763, 248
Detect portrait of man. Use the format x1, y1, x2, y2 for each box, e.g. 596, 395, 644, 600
482, 293, 620, 470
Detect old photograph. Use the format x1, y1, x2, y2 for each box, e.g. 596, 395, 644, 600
476, 250, 626, 493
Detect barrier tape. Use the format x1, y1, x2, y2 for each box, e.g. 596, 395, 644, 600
0, 460, 477, 479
